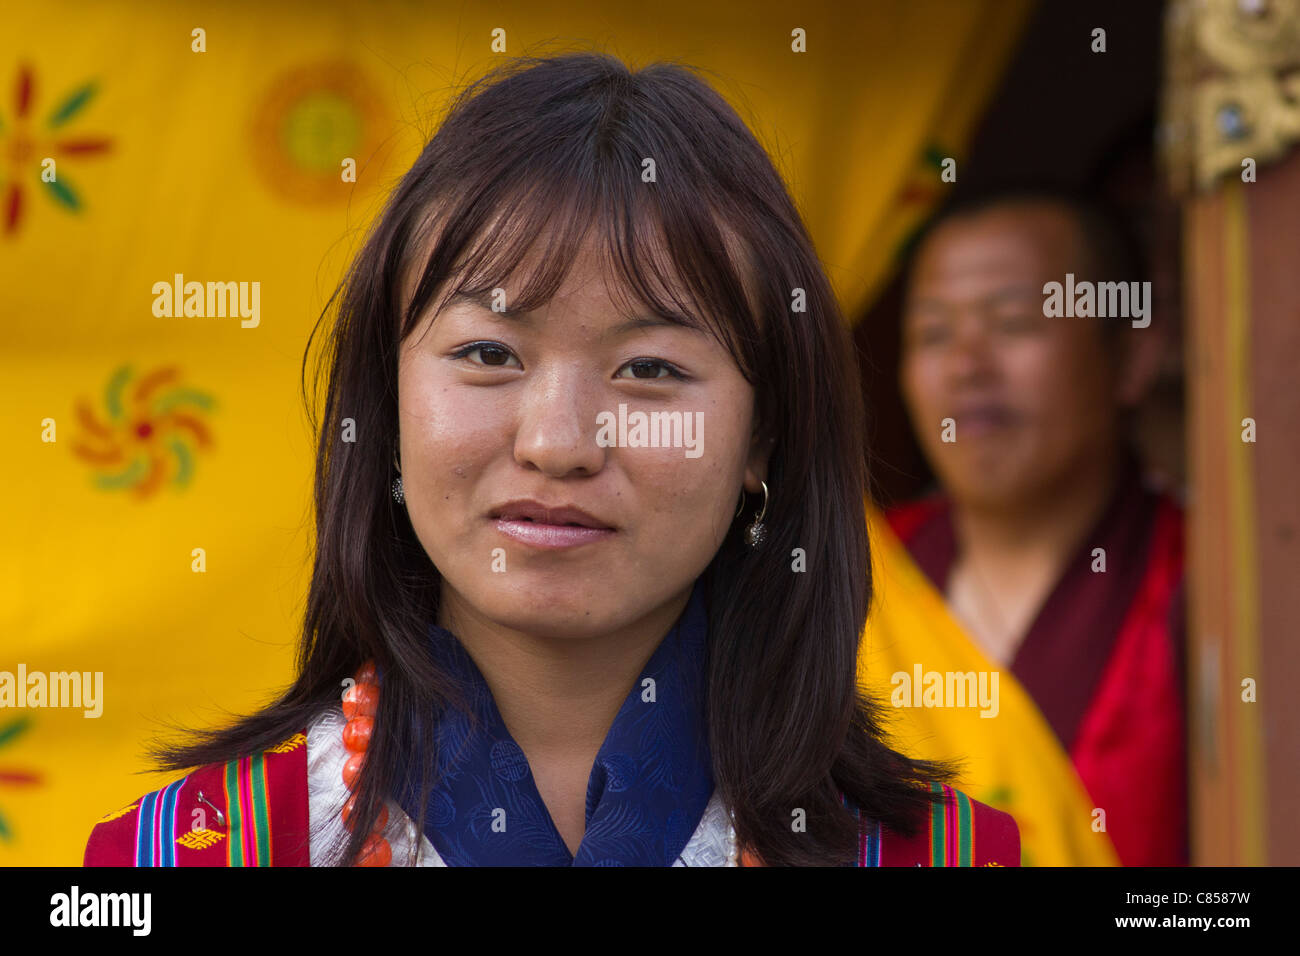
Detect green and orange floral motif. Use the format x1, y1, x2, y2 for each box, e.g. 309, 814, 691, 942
71, 364, 217, 499
0, 717, 40, 843
250, 59, 393, 205
1, 63, 113, 236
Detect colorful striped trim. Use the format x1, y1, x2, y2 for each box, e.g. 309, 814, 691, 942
841, 791, 882, 867
133, 779, 184, 867
861, 817, 882, 867
928, 782, 974, 866
222, 753, 273, 866
133, 791, 154, 866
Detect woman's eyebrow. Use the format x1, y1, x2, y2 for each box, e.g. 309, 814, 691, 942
446, 290, 701, 338
603, 315, 698, 339
444, 290, 526, 317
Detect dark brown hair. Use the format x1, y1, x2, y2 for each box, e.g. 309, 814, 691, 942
149, 50, 956, 866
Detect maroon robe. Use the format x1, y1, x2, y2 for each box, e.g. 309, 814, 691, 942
886, 454, 1188, 866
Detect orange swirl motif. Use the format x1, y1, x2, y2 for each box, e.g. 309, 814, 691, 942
70, 364, 217, 499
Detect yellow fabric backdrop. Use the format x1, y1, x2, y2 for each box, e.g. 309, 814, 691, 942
0, 0, 1031, 864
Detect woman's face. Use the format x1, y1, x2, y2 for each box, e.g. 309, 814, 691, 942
397, 233, 771, 641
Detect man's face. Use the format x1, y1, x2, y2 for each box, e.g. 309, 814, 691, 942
900, 203, 1120, 510
396, 234, 770, 641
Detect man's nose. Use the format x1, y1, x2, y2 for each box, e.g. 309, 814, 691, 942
945, 313, 999, 383
511, 368, 607, 478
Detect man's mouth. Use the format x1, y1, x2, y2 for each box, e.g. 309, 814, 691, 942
953, 404, 1019, 433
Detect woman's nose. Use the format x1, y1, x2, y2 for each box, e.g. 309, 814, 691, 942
511, 370, 607, 478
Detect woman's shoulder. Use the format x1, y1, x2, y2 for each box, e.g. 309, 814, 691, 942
858, 783, 1021, 867
83, 729, 311, 867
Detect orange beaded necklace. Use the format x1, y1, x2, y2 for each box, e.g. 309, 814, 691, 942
340, 660, 390, 866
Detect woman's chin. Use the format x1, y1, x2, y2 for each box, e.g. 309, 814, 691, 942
483, 603, 628, 641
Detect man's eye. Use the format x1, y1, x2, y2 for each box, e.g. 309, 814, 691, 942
996, 314, 1041, 333
452, 343, 520, 368
910, 324, 950, 347
615, 359, 685, 381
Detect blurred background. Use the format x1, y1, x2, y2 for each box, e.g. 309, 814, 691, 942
0, 0, 1295, 865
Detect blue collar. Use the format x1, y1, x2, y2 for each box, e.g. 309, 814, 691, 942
394, 580, 713, 865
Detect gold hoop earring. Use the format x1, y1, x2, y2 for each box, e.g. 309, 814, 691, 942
391, 438, 404, 505
745, 480, 768, 548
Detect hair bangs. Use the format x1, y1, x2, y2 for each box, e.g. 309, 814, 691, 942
597, 179, 763, 383
396, 168, 596, 342
396, 141, 762, 382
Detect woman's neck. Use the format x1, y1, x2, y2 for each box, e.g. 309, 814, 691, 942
434, 585, 693, 853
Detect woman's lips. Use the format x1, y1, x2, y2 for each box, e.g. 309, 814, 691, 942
493, 517, 616, 550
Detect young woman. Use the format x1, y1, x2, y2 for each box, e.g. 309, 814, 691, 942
85, 52, 1019, 867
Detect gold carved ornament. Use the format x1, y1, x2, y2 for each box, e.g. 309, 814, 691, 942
1160, 0, 1300, 194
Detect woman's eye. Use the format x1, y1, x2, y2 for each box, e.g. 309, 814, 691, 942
452, 343, 520, 368
450, 346, 683, 380
615, 359, 685, 381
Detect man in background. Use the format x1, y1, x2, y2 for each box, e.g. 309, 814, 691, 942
875, 190, 1186, 866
